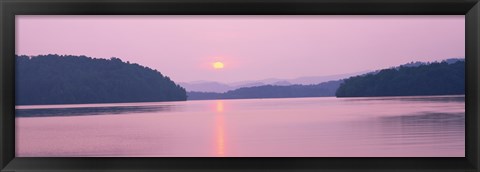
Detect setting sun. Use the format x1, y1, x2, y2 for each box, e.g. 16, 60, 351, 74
213, 62, 224, 69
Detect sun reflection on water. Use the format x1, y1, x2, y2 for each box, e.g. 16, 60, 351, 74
215, 100, 225, 156
216, 101, 224, 112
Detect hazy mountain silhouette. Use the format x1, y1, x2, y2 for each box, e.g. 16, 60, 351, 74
234, 81, 268, 88
16, 54, 187, 105
180, 71, 369, 93
272, 81, 292, 86
229, 78, 285, 87
178, 81, 234, 93
286, 71, 370, 85
188, 80, 342, 100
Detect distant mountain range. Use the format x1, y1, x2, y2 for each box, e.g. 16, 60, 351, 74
188, 58, 465, 101
179, 71, 369, 93
188, 80, 343, 100
178, 81, 233, 93
181, 58, 464, 94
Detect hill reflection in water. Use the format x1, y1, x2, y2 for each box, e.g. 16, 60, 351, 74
16, 105, 177, 117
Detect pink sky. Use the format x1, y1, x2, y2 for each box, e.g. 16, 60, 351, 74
16, 15, 465, 83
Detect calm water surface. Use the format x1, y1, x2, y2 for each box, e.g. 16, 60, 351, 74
16, 95, 465, 157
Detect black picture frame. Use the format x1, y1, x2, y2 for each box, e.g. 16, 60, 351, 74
1, 0, 479, 171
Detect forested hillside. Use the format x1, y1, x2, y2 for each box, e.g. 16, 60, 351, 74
16, 54, 187, 105
336, 61, 464, 97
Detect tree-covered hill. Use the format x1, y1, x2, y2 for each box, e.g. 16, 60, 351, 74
335, 60, 464, 97
16, 54, 187, 105
188, 80, 342, 100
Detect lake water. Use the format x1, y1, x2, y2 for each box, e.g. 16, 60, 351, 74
15, 95, 465, 157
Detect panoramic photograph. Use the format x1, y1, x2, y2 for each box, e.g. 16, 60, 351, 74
15, 15, 465, 157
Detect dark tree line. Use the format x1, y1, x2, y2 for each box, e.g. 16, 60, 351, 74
187, 80, 342, 100
16, 54, 187, 105
335, 61, 465, 97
